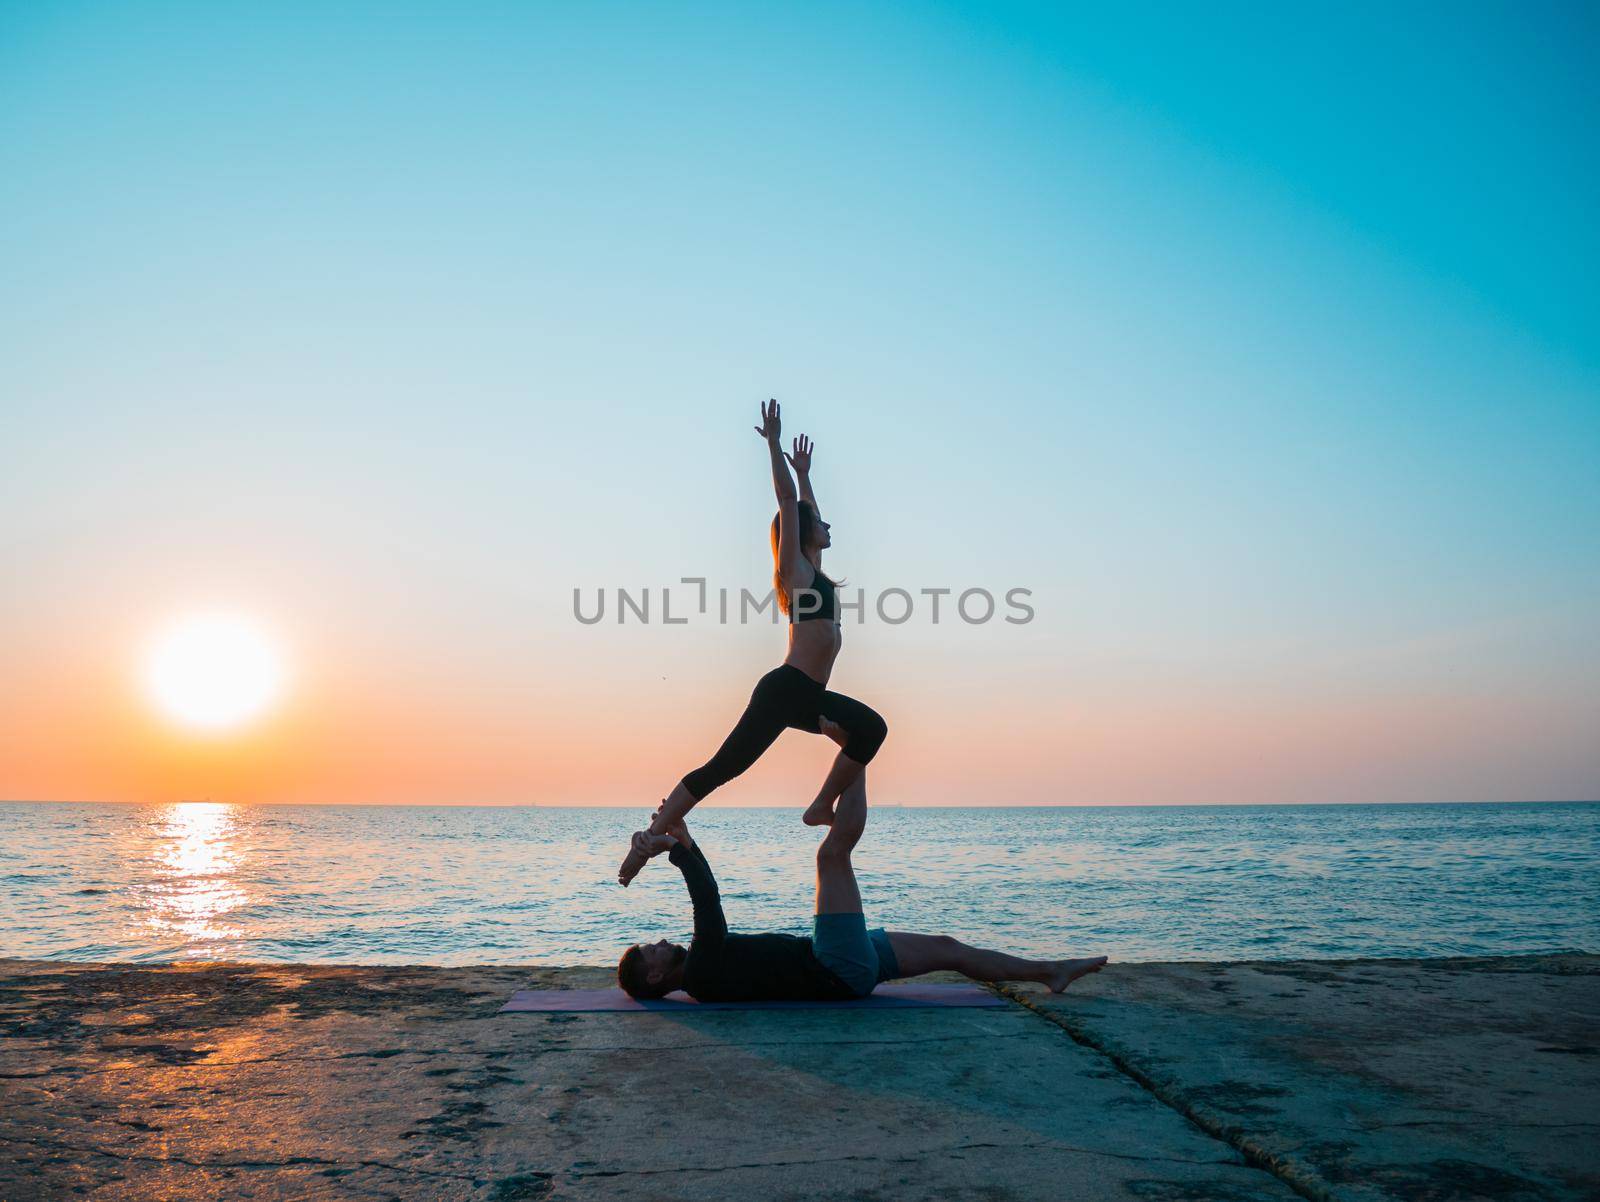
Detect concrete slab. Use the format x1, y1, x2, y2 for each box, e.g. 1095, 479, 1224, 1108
1006, 954, 1600, 1201
0, 960, 1291, 1202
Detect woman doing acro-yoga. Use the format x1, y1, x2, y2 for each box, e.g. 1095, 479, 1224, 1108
618, 399, 888, 886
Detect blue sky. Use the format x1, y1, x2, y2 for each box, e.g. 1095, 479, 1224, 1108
2, 1, 1596, 804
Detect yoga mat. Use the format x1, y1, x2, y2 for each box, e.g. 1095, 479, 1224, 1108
499, 982, 1007, 1013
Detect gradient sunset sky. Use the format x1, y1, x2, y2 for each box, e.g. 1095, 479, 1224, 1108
3, 2, 1597, 807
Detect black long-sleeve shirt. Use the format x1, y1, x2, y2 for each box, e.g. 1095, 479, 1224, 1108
670, 842, 856, 1002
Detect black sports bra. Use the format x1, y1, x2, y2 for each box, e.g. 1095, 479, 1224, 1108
789, 566, 839, 623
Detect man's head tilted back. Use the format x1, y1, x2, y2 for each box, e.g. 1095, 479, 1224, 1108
617, 939, 686, 1000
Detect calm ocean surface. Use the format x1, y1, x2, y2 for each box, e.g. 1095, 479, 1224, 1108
1, 801, 1596, 965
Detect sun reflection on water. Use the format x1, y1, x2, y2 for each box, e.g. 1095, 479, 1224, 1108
143, 802, 250, 957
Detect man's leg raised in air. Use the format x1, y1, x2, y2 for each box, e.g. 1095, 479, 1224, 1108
885, 932, 1107, 993
815, 770, 867, 914
808, 718, 1103, 992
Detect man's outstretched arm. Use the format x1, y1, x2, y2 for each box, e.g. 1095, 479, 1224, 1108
669, 840, 727, 952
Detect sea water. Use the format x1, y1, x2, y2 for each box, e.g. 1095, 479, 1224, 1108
1, 801, 1595, 964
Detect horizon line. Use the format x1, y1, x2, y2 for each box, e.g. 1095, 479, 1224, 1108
3, 798, 1596, 810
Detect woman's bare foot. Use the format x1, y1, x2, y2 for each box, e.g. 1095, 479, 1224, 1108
619, 802, 687, 885
617, 844, 649, 886
801, 717, 852, 826
801, 799, 835, 826
617, 829, 668, 887
1045, 956, 1109, 993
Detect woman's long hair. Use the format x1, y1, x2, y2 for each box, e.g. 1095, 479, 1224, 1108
770, 501, 842, 617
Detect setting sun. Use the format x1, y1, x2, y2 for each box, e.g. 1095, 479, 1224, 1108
143, 614, 287, 733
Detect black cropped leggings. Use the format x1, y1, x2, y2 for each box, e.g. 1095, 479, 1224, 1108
681, 665, 888, 801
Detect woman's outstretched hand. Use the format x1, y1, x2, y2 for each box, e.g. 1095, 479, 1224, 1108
753, 398, 781, 443
785, 434, 813, 475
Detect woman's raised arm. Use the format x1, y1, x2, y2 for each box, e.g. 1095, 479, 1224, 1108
785, 433, 818, 515
755, 399, 805, 580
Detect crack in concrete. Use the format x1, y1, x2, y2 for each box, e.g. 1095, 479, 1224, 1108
996, 985, 1336, 1202
1385, 1119, 1600, 1131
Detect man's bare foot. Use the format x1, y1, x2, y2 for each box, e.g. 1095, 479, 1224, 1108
801, 798, 835, 826
1045, 956, 1109, 993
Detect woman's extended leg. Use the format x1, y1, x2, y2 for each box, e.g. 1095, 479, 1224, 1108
801, 692, 887, 827
885, 932, 1108, 993
618, 676, 793, 885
